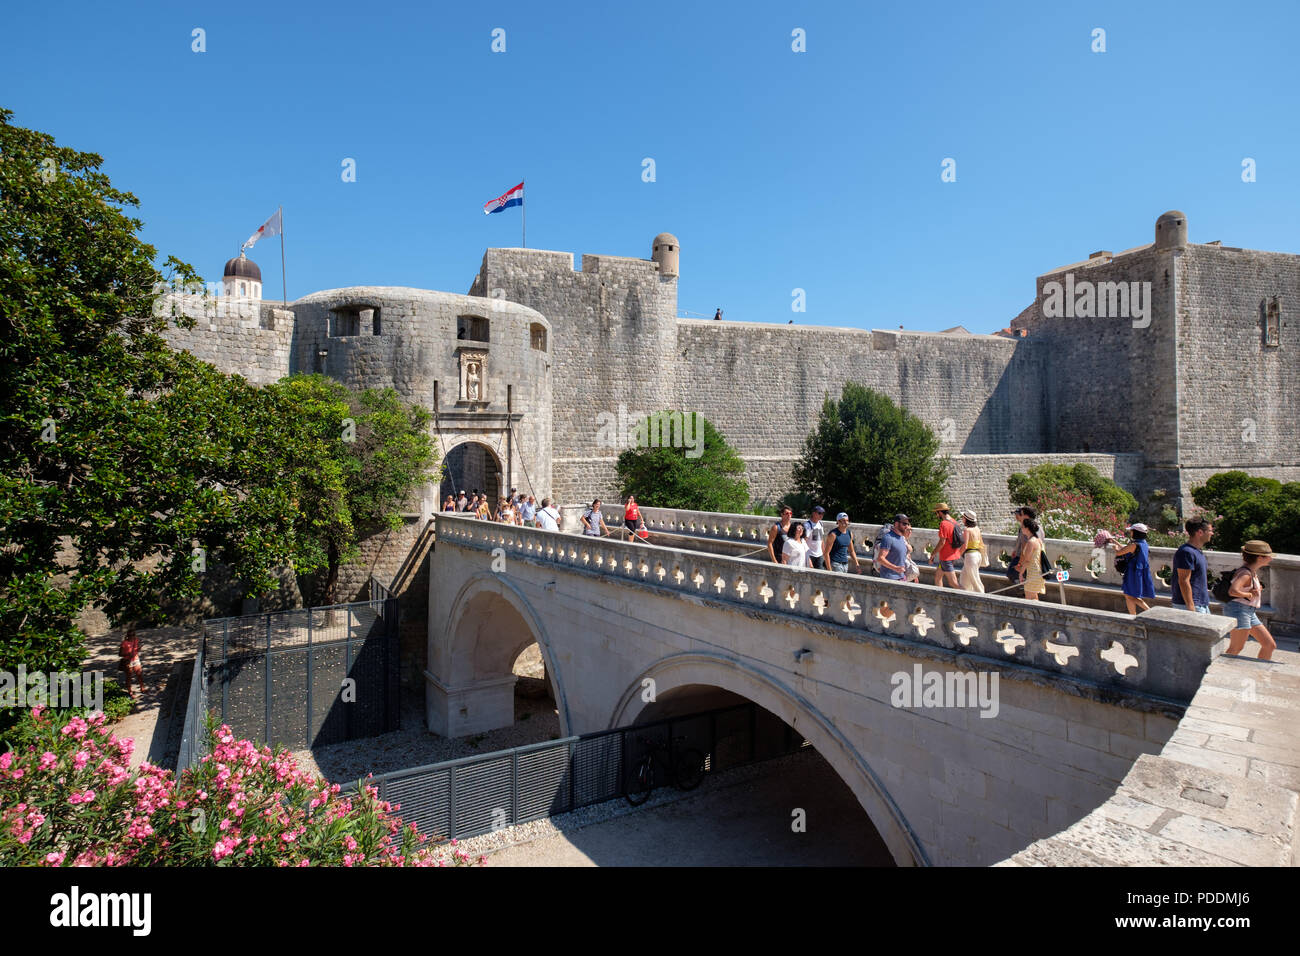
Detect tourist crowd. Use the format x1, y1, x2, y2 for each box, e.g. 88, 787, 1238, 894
441, 489, 1276, 659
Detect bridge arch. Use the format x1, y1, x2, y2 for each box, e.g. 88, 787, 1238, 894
427, 571, 571, 738
610, 651, 928, 867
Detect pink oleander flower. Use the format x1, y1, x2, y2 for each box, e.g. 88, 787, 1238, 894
45, 851, 66, 865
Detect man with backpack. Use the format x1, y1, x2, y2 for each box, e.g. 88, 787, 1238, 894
932, 503, 963, 588
874, 514, 910, 580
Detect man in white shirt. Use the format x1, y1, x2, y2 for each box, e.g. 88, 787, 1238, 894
536, 498, 561, 532
803, 506, 826, 569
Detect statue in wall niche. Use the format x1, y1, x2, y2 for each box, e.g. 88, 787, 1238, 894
460, 351, 487, 402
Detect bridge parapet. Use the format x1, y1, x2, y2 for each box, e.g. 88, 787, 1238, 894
437, 514, 1229, 704
599, 505, 1298, 636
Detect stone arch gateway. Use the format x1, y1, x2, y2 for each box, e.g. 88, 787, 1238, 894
439, 440, 504, 504
426, 571, 571, 739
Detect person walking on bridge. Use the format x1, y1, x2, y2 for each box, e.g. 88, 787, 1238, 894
581, 499, 609, 537
1172, 518, 1214, 614
931, 503, 963, 588
874, 514, 909, 581
1015, 517, 1046, 601
1224, 540, 1277, 661
624, 495, 646, 541
767, 506, 794, 563
826, 513, 863, 574
782, 521, 810, 568
536, 497, 561, 531
1112, 523, 1155, 614
959, 510, 986, 592
803, 506, 827, 569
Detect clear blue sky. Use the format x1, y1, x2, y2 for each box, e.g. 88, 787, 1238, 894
4, 0, 1298, 332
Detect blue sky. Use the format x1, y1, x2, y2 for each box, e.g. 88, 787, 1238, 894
4, 0, 1298, 332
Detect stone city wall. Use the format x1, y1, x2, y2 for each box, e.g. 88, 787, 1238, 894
1175, 244, 1300, 504
159, 295, 293, 386
470, 249, 678, 505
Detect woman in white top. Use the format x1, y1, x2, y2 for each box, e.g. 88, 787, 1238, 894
782, 521, 810, 569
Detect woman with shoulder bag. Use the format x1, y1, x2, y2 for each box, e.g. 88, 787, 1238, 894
1224, 541, 1277, 661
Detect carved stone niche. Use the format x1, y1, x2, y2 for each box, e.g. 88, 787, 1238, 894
459, 351, 488, 403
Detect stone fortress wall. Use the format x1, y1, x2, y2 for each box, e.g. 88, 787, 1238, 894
157, 295, 294, 387
158, 211, 1298, 618
287, 286, 555, 504
468, 246, 679, 506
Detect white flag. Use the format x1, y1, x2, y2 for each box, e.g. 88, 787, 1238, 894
243, 208, 282, 250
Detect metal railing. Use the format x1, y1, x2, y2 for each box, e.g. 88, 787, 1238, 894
436, 513, 1230, 703
197, 594, 400, 756
176, 641, 208, 773
357, 702, 805, 842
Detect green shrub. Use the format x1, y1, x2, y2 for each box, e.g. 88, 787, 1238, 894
615, 412, 750, 513
1191, 471, 1300, 554
790, 384, 949, 522
1007, 463, 1139, 518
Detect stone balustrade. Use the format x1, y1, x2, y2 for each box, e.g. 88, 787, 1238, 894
590, 505, 1298, 637
436, 513, 1230, 703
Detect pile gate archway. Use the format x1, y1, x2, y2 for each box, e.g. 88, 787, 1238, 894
439, 440, 503, 504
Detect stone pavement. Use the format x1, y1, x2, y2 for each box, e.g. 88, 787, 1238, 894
1002, 639, 1300, 866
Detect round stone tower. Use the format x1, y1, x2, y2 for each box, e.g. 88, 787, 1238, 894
1154, 210, 1188, 250
651, 232, 679, 277
223, 252, 262, 299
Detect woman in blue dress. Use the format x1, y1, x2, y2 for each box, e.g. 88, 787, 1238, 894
1112, 523, 1155, 615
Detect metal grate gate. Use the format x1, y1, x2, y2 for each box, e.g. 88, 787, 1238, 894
360, 702, 809, 842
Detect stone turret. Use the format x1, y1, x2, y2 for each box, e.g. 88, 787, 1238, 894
652, 232, 679, 278
1154, 210, 1188, 250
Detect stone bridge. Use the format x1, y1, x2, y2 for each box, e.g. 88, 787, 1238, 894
423, 511, 1293, 866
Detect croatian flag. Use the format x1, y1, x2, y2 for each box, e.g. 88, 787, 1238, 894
243, 208, 282, 250
483, 182, 524, 215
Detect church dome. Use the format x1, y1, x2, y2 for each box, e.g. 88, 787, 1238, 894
223, 254, 262, 281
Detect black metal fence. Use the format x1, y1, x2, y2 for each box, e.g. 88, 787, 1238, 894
176, 642, 208, 772
361, 702, 807, 842
192, 593, 399, 761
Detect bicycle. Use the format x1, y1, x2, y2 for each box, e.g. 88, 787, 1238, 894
624, 734, 707, 805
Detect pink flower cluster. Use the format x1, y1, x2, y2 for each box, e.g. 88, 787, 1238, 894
0, 710, 481, 868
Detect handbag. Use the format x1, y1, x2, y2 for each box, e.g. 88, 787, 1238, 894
1114, 552, 1130, 575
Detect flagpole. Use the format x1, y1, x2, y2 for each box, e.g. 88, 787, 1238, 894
279, 206, 286, 306
521, 180, 525, 248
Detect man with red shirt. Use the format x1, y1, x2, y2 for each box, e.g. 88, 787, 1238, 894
932, 502, 963, 588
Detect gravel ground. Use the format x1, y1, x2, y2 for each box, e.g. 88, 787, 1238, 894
82, 624, 201, 769
448, 746, 892, 866
294, 644, 560, 785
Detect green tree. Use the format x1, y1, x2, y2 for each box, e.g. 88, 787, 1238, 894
790, 384, 950, 522
264, 375, 437, 605
615, 412, 749, 512
1191, 471, 1300, 554
0, 110, 437, 687
1007, 463, 1139, 517
0, 108, 308, 674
